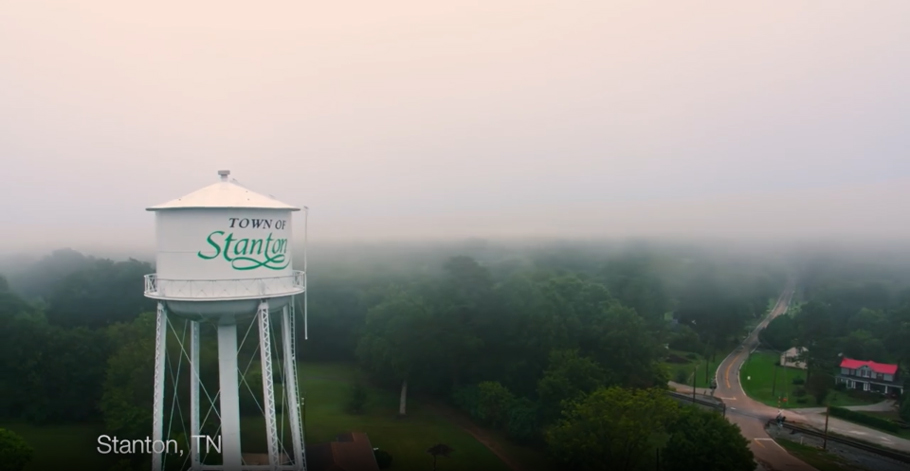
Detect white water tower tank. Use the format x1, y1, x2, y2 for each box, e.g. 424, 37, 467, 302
144, 170, 304, 321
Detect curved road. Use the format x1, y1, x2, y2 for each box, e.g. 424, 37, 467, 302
713, 286, 817, 471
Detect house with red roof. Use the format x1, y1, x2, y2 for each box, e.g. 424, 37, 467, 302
836, 357, 903, 395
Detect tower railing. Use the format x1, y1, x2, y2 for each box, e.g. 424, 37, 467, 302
144, 271, 305, 300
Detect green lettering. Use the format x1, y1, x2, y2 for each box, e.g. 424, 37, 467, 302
197, 231, 224, 259
222, 233, 235, 261
264, 234, 273, 255
199, 231, 290, 271
234, 238, 249, 256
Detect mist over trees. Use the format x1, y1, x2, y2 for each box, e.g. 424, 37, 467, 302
8, 239, 897, 469
758, 251, 910, 411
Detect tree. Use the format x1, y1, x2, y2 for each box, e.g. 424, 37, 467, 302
45, 258, 155, 328
0, 428, 34, 471
674, 268, 751, 361
840, 330, 888, 363
475, 381, 515, 429
428, 256, 493, 390
759, 314, 798, 351
505, 397, 540, 444
662, 406, 754, 471
100, 312, 157, 439
356, 289, 436, 416
427, 443, 454, 471
545, 387, 679, 471
346, 383, 369, 414
584, 304, 668, 389
805, 372, 834, 405
536, 349, 606, 424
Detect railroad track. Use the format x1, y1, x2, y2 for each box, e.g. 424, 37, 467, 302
666, 390, 724, 409
770, 420, 910, 465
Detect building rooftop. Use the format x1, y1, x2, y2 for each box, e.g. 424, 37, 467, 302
306, 432, 381, 471
839, 357, 899, 375
147, 170, 299, 211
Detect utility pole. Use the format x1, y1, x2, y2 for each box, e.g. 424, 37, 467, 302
782, 365, 788, 408
771, 363, 778, 397
823, 405, 830, 450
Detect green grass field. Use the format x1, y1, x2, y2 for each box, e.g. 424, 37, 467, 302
664, 350, 723, 389
241, 362, 519, 471
3, 362, 550, 471
775, 438, 867, 471
741, 351, 808, 407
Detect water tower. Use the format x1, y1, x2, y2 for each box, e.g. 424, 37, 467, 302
144, 170, 308, 471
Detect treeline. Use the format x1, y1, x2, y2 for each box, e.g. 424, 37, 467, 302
0, 243, 784, 470
0, 250, 155, 425
759, 253, 910, 418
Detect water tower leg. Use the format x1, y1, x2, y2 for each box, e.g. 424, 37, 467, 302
217, 321, 243, 470
281, 305, 305, 470
258, 300, 281, 468
190, 320, 201, 470
152, 302, 168, 471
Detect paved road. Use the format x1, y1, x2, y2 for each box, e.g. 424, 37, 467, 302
713, 285, 818, 471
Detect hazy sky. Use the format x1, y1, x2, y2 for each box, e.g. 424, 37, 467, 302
2, 1, 909, 253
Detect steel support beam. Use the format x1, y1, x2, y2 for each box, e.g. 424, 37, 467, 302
217, 321, 243, 470
152, 303, 168, 471
190, 320, 201, 470
258, 301, 281, 470
282, 305, 305, 470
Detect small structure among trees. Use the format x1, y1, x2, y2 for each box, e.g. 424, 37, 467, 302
780, 347, 807, 370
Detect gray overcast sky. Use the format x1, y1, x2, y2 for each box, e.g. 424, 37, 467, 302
1, 1, 909, 253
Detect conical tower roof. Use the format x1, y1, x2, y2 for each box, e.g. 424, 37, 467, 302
147, 170, 299, 211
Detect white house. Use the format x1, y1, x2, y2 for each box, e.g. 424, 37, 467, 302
780, 347, 807, 370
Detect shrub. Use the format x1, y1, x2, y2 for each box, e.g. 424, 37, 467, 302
346, 383, 369, 414
796, 398, 808, 404
792, 377, 805, 386
793, 388, 807, 398
685, 353, 699, 360
834, 382, 846, 391
374, 449, 392, 469
829, 407, 900, 433
0, 428, 34, 471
